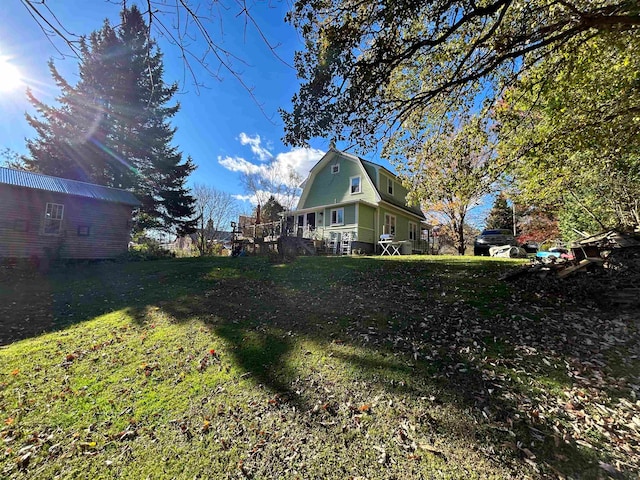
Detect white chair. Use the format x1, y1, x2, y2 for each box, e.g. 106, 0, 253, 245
341, 232, 351, 255
328, 232, 341, 255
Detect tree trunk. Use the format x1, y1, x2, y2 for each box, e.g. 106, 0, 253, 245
457, 222, 465, 255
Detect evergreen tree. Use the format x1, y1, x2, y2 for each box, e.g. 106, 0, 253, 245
24, 5, 196, 235
485, 193, 514, 232
261, 196, 285, 223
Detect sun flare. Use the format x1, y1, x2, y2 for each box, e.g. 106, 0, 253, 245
0, 57, 23, 92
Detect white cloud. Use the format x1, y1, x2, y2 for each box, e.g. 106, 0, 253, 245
272, 147, 325, 183
218, 156, 263, 175
218, 138, 325, 210
239, 133, 273, 161
219, 147, 324, 186
232, 193, 254, 203
232, 190, 300, 208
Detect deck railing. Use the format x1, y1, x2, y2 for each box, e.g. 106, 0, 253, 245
239, 221, 434, 254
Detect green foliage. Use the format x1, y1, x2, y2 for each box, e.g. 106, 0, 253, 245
260, 195, 285, 223
496, 32, 640, 233
126, 234, 174, 261
23, 5, 196, 235
390, 116, 495, 255
0, 148, 26, 170
283, 0, 640, 148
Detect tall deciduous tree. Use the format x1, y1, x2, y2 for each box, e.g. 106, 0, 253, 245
495, 32, 640, 235
239, 163, 302, 211
283, 0, 640, 148
192, 184, 239, 256
393, 117, 495, 255
518, 207, 560, 245
24, 5, 196, 235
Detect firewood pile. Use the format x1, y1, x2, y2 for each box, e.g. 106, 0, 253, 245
501, 230, 640, 308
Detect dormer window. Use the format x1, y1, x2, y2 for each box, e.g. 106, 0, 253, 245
387, 177, 394, 195
350, 176, 362, 194
331, 164, 340, 174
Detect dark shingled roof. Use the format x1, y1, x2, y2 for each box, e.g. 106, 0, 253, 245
0, 167, 141, 206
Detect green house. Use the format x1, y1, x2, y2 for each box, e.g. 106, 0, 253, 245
292, 148, 426, 254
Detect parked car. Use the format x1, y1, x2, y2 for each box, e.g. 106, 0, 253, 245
473, 229, 518, 256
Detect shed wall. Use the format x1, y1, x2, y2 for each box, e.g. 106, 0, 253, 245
0, 185, 133, 259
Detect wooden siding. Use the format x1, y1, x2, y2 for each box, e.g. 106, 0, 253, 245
321, 204, 356, 228
378, 172, 415, 213
356, 203, 376, 244
0, 184, 134, 259
300, 154, 377, 209
378, 204, 416, 242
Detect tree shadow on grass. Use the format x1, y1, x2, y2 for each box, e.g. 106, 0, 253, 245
135, 262, 609, 478
2, 255, 634, 478
0, 257, 242, 344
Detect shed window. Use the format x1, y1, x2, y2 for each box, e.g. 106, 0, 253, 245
330, 208, 344, 226
43, 203, 64, 235
331, 164, 340, 174
350, 176, 361, 194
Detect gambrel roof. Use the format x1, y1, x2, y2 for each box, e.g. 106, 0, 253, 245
297, 148, 424, 219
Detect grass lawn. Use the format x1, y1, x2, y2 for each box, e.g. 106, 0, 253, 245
1, 255, 638, 479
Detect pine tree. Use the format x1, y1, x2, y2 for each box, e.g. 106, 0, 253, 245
485, 193, 514, 232
24, 5, 196, 235
261, 196, 285, 223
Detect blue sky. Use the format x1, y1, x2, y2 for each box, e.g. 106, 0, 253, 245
0, 0, 340, 213
0, 0, 490, 225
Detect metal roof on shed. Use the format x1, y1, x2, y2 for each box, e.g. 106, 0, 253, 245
0, 167, 141, 206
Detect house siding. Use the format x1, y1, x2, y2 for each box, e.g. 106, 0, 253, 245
379, 205, 417, 241
356, 203, 376, 245
322, 204, 357, 228
301, 155, 377, 209
0, 185, 134, 259
379, 172, 411, 204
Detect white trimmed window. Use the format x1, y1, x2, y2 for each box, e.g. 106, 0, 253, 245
331, 208, 344, 226
331, 163, 340, 174
387, 177, 394, 195
350, 175, 361, 194
384, 213, 396, 235
43, 203, 64, 235
409, 222, 418, 241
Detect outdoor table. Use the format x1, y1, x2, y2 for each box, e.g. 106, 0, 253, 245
379, 240, 402, 256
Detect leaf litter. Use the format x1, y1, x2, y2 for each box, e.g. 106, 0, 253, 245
1, 256, 638, 478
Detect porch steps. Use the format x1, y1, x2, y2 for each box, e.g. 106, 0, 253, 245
278, 236, 317, 256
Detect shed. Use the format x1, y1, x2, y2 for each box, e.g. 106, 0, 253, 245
0, 167, 141, 260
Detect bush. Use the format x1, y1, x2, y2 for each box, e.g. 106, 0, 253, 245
122, 237, 175, 261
